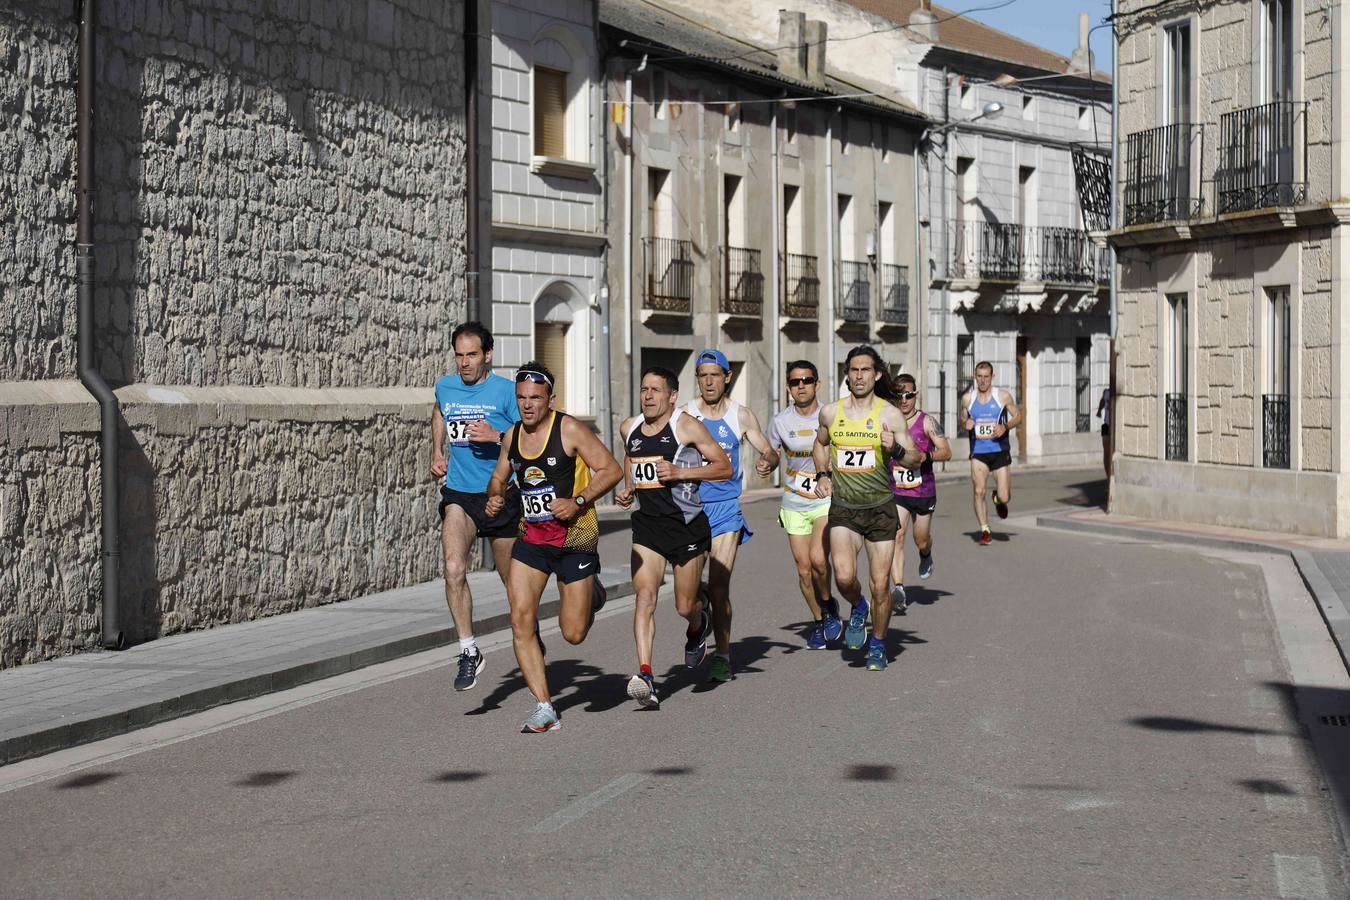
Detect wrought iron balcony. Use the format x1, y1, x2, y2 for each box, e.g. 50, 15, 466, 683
950, 222, 1107, 284
782, 252, 819, 319
720, 246, 764, 318
838, 260, 870, 324
878, 264, 909, 325
1124, 123, 1205, 226
1217, 101, 1307, 214
1263, 393, 1290, 469
643, 237, 693, 313
1165, 392, 1188, 461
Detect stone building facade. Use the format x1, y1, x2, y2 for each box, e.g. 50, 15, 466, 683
1, 0, 467, 666
1110, 0, 1346, 536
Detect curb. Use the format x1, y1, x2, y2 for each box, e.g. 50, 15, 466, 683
0, 575, 634, 767
1036, 512, 1350, 676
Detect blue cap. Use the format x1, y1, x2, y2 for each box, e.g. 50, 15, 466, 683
695, 349, 730, 373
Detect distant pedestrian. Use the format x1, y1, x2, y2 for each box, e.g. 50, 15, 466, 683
1097, 386, 1112, 477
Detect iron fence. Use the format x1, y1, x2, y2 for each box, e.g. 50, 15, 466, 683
720, 246, 764, 317
950, 222, 1108, 284
643, 237, 693, 313
1165, 392, 1188, 461
783, 252, 819, 319
1217, 101, 1307, 214
1263, 393, 1290, 469
838, 260, 870, 323
878, 264, 909, 324
1124, 123, 1205, 225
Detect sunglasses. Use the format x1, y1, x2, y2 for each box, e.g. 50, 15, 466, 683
515, 369, 555, 389
898, 391, 918, 400
787, 377, 817, 387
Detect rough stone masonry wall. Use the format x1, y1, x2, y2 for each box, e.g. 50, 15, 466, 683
1, 0, 467, 666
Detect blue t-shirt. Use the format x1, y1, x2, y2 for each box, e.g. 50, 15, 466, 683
434, 372, 520, 493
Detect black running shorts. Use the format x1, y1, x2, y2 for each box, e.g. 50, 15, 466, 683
631, 511, 712, 566
511, 540, 600, 584
895, 495, 937, 519
971, 450, 1012, 472
439, 486, 521, 539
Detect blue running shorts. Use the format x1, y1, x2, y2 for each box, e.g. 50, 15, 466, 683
704, 497, 752, 545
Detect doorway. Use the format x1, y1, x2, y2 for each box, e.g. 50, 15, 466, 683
1016, 335, 1028, 460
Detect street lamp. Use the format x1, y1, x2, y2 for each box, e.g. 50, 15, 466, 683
975, 100, 1003, 122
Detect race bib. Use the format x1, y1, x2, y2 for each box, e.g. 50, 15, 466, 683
893, 465, 923, 490
834, 444, 876, 473
630, 455, 663, 489
785, 468, 818, 498
521, 485, 557, 522
974, 419, 998, 439
444, 416, 474, 445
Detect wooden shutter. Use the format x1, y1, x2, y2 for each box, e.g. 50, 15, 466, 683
534, 67, 568, 158
535, 323, 569, 411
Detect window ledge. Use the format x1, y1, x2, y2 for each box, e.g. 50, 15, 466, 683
530, 156, 596, 180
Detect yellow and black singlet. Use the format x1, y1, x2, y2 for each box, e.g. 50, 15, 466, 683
827, 398, 892, 509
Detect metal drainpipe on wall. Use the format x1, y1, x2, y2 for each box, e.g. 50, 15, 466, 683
77, 0, 124, 650
465, 0, 480, 322
825, 106, 837, 391
769, 97, 782, 489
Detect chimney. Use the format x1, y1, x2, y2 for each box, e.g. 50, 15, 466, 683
777, 10, 807, 81
1068, 12, 1093, 74
804, 19, 827, 85
909, 0, 938, 43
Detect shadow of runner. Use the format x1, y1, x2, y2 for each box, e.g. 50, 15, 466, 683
964, 530, 1013, 543
467, 659, 630, 716
903, 586, 953, 607
658, 634, 801, 699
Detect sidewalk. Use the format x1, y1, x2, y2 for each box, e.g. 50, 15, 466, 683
1038, 507, 1350, 675
0, 567, 632, 766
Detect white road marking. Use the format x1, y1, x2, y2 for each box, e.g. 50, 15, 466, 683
525, 773, 649, 834
1273, 854, 1329, 899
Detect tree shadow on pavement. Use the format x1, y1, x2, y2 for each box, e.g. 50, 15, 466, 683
658, 634, 801, 700
846, 764, 897, 781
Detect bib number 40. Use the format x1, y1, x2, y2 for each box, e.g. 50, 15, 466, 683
630, 456, 662, 489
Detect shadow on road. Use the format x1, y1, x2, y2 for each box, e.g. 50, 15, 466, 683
1236, 778, 1296, 796
847, 764, 896, 782
468, 659, 630, 717
428, 771, 487, 783
904, 586, 953, 607
233, 771, 297, 788
659, 634, 801, 700
963, 530, 1013, 543
52, 772, 121, 790
1128, 715, 1283, 735
1058, 478, 1108, 510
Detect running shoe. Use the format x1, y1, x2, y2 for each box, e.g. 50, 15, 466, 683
591, 579, 608, 613
890, 583, 908, 615
918, 554, 934, 580
821, 598, 844, 643
806, 622, 828, 650
865, 639, 888, 671
978, 527, 993, 547
521, 702, 561, 733
844, 598, 869, 650
707, 655, 732, 683
684, 608, 711, 668
627, 672, 659, 709
994, 493, 1009, 519
453, 649, 485, 691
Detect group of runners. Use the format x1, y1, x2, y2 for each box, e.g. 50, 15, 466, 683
433, 322, 1022, 733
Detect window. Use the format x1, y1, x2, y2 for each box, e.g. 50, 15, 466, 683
1075, 338, 1092, 433
959, 80, 973, 110
1017, 166, 1036, 227
533, 66, 568, 159
648, 167, 672, 239
1164, 22, 1192, 125
723, 175, 744, 248
1021, 94, 1036, 121
783, 184, 802, 255
1264, 285, 1292, 468
957, 334, 975, 400
1077, 105, 1090, 130
1166, 292, 1189, 461
837, 194, 854, 260
1261, 0, 1294, 103
877, 201, 893, 266
726, 101, 741, 134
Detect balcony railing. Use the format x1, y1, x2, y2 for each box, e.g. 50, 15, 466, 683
1217, 101, 1307, 214
950, 222, 1108, 284
643, 237, 693, 313
782, 252, 819, 319
1263, 393, 1290, 469
1165, 392, 1188, 462
1124, 123, 1205, 226
721, 246, 764, 318
838, 260, 870, 323
878, 263, 909, 324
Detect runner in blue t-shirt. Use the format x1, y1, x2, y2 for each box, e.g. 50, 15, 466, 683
431, 322, 521, 691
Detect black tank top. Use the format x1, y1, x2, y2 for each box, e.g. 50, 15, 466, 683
508, 412, 598, 551
624, 409, 704, 524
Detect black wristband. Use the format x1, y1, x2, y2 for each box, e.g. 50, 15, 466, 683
818, 470, 832, 479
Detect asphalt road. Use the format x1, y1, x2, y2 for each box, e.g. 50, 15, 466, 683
2, 468, 1347, 898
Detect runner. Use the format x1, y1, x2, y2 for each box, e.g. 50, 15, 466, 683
431, 321, 521, 692
755, 360, 842, 649
812, 346, 924, 671
485, 363, 622, 733
888, 373, 952, 613
959, 361, 1023, 545
615, 366, 733, 708
687, 349, 774, 682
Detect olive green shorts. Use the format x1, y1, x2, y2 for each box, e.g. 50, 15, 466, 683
828, 502, 899, 543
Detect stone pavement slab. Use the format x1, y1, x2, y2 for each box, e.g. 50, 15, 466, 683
1038, 506, 1350, 675
0, 567, 632, 765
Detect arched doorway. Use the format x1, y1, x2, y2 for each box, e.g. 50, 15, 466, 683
533, 282, 591, 418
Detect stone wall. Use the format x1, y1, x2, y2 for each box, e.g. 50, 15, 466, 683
0, 0, 467, 666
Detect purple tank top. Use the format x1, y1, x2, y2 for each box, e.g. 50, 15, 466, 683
891, 411, 935, 498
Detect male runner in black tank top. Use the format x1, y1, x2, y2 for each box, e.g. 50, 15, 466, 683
614, 366, 732, 709
486, 363, 622, 733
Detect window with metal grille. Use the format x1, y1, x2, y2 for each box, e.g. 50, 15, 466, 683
533, 66, 568, 158
1075, 337, 1091, 433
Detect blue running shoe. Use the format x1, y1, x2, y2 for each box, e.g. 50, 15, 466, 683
821, 612, 843, 644
918, 553, 934, 580
684, 608, 710, 668
845, 598, 869, 650
521, 702, 561, 733
453, 648, 485, 691
865, 639, 887, 671
806, 622, 827, 650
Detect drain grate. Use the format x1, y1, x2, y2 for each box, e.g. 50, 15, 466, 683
1317, 715, 1350, 727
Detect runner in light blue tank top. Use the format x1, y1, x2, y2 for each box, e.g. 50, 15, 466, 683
960, 361, 1023, 545
689, 349, 776, 683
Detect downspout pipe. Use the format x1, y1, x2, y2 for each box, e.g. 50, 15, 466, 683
825, 106, 837, 392
1107, 1, 1120, 511
77, 0, 123, 650
465, 0, 481, 321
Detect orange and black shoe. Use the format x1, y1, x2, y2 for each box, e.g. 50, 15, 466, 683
978, 527, 993, 546
994, 493, 1009, 519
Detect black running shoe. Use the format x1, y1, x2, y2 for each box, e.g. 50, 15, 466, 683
591, 580, 608, 613
994, 494, 1009, 519
453, 649, 485, 691
684, 608, 710, 668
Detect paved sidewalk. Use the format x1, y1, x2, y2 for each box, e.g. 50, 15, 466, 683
1039, 506, 1350, 674
0, 567, 632, 766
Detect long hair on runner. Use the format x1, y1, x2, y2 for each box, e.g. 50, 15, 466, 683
844, 345, 901, 402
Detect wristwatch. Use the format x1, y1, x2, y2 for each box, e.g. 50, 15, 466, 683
574, 494, 589, 507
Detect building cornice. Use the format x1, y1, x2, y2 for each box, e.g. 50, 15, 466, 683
490, 221, 609, 250
1108, 202, 1350, 248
